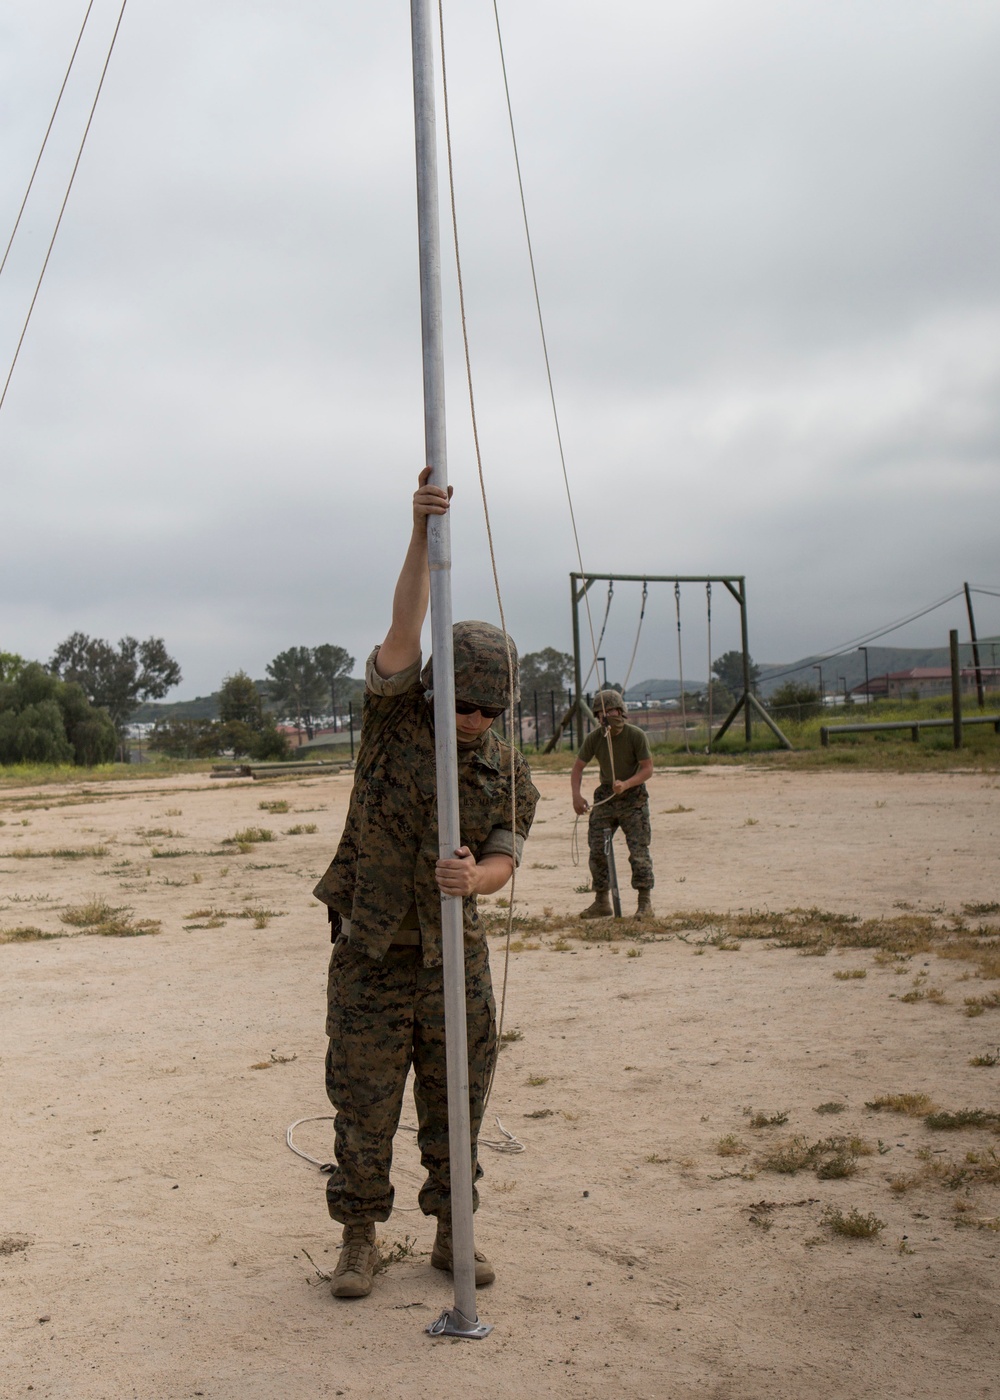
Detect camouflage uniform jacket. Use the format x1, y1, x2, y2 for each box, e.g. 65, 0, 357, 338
313, 649, 539, 968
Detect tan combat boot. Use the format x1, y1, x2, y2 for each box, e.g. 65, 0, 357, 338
579, 889, 612, 919
635, 890, 654, 918
431, 1219, 495, 1287
331, 1222, 378, 1298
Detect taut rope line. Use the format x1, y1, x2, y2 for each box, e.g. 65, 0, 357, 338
437, 0, 519, 1119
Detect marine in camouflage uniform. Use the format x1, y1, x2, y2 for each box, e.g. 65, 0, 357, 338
570, 689, 655, 917
313, 469, 538, 1298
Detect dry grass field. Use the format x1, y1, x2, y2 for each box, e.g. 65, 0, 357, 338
2, 763, 999, 1399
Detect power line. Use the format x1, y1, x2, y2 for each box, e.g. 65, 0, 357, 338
0, 1, 97, 283
761, 588, 966, 685
0, 0, 130, 416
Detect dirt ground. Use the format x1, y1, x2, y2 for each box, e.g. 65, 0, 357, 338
2, 765, 999, 1400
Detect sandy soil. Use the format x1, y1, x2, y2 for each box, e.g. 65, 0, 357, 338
2, 765, 999, 1400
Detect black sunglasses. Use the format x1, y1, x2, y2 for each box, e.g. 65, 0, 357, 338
455, 699, 505, 720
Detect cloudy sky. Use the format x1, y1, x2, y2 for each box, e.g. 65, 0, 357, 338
2, 0, 999, 698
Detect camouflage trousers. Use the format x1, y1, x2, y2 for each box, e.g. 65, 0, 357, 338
324, 935, 497, 1226
587, 784, 654, 890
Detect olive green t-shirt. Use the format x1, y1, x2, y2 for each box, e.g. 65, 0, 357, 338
578, 722, 651, 789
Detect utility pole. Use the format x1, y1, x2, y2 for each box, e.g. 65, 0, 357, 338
963, 582, 985, 709
813, 664, 824, 707
859, 646, 870, 711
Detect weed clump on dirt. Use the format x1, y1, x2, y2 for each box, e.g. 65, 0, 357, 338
823, 1207, 885, 1240
756, 1135, 873, 1178
865, 1093, 937, 1117
59, 897, 160, 938
0, 926, 64, 944
744, 1108, 789, 1128
716, 1134, 748, 1157
223, 827, 275, 853
924, 1108, 1000, 1131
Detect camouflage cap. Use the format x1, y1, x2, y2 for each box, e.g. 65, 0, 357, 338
421, 620, 519, 709
594, 688, 626, 716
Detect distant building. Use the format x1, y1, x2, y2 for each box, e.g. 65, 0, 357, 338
853, 666, 1000, 700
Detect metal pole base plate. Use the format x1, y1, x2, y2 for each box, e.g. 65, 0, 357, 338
426, 1307, 493, 1339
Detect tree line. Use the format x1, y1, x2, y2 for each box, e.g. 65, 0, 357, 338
0, 634, 770, 768
0, 635, 362, 767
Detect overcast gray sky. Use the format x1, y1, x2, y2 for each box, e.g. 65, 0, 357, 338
2, 0, 999, 698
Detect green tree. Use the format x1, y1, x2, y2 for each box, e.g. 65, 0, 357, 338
768, 681, 821, 720
519, 647, 574, 696
266, 646, 325, 743
248, 716, 291, 761
0, 663, 116, 766
50, 632, 182, 753
149, 718, 222, 759
313, 644, 355, 729
0, 651, 26, 683
219, 671, 264, 728
711, 650, 759, 695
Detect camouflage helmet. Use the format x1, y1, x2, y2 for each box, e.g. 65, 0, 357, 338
421, 620, 519, 710
593, 688, 626, 717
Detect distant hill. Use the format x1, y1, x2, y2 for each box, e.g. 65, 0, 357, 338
624, 636, 1000, 702
130, 677, 366, 724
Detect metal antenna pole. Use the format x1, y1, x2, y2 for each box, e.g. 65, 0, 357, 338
410, 0, 490, 1341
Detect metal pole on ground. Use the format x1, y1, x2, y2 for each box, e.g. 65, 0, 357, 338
410, 0, 487, 1340
950, 629, 963, 750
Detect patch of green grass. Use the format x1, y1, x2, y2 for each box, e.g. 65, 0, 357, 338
815, 1102, 847, 1115
833, 969, 867, 980
969, 1049, 1000, 1067
500, 1028, 523, 1043
259, 800, 290, 813
284, 824, 318, 835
